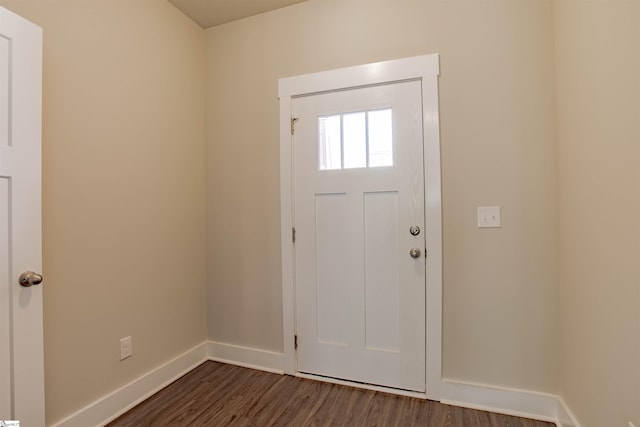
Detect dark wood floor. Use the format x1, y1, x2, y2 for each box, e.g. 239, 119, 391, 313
107, 361, 554, 427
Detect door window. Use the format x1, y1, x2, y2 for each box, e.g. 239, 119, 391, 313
318, 108, 393, 171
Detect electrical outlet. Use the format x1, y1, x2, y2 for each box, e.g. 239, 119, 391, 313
477, 206, 501, 228
120, 336, 132, 360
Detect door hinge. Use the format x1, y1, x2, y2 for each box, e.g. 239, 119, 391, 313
292, 227, 296, 243
294, 335, 298, 350
290, 117, 299, 135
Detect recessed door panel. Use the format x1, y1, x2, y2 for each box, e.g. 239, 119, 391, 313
364, 191, 400, 353
1, 36, 9, 148
0, 177, 11, 417
315, 193, 349, 345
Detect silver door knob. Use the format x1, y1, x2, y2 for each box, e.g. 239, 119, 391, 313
409, 248, 421, 259
19, 271, 43, 287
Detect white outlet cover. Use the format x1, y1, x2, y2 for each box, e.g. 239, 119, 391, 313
120, 336, 132, 360
477, 206, 501, 228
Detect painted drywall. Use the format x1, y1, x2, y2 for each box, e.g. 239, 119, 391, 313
204, 0, 558, 393
0, 0, 207, 424
554, 1, 640, 426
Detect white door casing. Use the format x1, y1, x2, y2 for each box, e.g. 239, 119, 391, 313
293, 80, 425, 391
279, 54, 443, 399
0, 6, 44, 425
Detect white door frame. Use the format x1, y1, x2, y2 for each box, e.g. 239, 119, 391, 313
278, 54, 443, 400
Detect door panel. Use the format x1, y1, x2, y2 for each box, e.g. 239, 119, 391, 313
294, 80, 425, 392
1, 36, 9, 148
315, 192, 349, 345
364, 191, 400, 352
1, 177, 10, 417
0, 6, 44, 425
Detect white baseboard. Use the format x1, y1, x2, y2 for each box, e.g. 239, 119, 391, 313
441, 379, 581, 427
49, 341, 582, 427
556, 396, 583, 427
206, 340, 284, 374
50, 342, 208, 427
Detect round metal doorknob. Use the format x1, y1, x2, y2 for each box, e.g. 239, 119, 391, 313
19, 271, 43, 287
409, 248, 421, 259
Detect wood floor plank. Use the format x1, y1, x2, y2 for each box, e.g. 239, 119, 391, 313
307, 383, 369, 426
107, 361, 556, 427
272, 378, 333, 426
197, 369, 288, 426
130, 363, 243, 426
154, 362, 236, 424
239, 376, 292, 426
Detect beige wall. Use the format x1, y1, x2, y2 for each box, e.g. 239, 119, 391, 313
205, 0, 559, 392
554, 1, 640, 426
4, 0, 636, 425
0, 1, 207, 424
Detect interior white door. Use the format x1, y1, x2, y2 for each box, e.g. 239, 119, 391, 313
0, 6, 44, 425
293, 80, 425, 392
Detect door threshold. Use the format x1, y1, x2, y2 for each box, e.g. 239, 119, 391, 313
295, 372, 428, 400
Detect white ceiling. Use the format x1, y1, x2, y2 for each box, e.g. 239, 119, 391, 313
168, 0, 309, 28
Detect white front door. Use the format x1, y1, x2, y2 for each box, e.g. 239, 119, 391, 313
0, 6, 44, 426
293, 80, 426, 392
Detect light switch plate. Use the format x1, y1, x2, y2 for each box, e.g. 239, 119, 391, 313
477, 206, 501, 228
